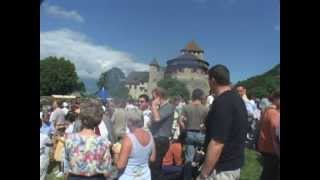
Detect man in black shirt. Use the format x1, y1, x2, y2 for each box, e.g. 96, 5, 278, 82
197, 65, 248, 180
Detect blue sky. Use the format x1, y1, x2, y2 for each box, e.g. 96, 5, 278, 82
40, 0, 279, 83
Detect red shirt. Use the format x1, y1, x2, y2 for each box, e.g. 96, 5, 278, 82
258, 107, 280, 154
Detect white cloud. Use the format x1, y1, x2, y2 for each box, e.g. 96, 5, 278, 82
40, 29, 149, 79
43, 3, 84, 23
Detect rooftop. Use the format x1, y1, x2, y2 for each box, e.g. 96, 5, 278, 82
126, 71, 149, 84
181, 40, 204, 52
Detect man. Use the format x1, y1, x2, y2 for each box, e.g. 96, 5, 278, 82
49, 100, 66, 127
150, 87, 175, 180
236, 85, 260, 120
236, 85, 260, 149
138, 94, 152, 131
179, 88, 209, 180
258, 90, 280, 180
197, 65, 248, 180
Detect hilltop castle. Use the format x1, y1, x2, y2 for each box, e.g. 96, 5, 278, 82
126, 41, 210, 100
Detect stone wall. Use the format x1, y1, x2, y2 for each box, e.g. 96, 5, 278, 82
170, 68, 210, 96
126, 82, 149, 100
148, 66, 164, 97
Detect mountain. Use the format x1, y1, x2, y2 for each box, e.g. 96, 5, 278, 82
236, 64, 280, 98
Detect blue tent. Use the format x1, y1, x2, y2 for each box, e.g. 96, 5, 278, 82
96, 87, 109, 102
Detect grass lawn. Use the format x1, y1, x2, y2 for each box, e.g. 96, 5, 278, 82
46, 148, 262, 180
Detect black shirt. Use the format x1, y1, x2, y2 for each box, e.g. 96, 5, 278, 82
204, 90, 248, 171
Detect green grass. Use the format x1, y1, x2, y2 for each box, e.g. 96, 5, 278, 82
240, 149, 263, 180
46, 148, 262, 180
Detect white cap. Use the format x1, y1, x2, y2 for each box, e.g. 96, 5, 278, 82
63, 102, 68, 107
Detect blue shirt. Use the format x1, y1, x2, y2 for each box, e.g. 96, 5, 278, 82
40, 122, 55, 136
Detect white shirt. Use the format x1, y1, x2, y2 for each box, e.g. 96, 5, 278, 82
125, 104, 138, 111
65, 122, 74, 134
142, 109, 152, 131
98, 120, 110, 141
207, 95, 214, 107
49, 108, 65, 123
62, 107, 69, 115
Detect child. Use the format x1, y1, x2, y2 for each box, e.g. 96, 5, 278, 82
53, 121, 66, 177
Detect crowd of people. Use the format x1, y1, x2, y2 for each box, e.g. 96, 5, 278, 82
40, 64, 280, 180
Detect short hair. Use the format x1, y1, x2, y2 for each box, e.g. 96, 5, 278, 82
152, 87, 167, 99
66, 111, 76, 123
138, 94, 149, 102
269, 89, 280, 102
208, 64, 231, 85
192, 88, 205, 101
113, 98, 126, 108
54, 100, 63, 108
126, 109, 144, 129
79, 100, 103, 129
236, 84, 246, 90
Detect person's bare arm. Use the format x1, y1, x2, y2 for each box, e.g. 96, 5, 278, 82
150, 140, 156, 162
116, 135, 132, 170
200, 139, 224, 177
151, 97, 161, 122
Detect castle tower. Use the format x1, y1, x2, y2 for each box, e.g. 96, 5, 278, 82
148, 58, 164, 96
180, 40, 204, 60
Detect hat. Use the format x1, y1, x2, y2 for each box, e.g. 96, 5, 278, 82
63, 102, 68, 107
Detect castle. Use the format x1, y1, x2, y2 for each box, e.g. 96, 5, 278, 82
126, 41, 210, 100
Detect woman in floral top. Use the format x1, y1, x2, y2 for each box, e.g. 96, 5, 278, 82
64, 100, 112, 180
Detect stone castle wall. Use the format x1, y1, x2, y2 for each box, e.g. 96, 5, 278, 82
126, 82, 149, 100
170, 68, 210, 96
148, 66, 164, 97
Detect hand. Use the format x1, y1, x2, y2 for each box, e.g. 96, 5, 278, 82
112, 143, 122, 154
152, 97, 160, 108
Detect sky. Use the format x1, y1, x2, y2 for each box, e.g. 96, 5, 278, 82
40, 0, 280, 84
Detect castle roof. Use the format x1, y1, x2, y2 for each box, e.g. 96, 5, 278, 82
181, 40, 204, 53
149, 58, 160, 67
126, 71, 149, 84
168, 53, 209, 65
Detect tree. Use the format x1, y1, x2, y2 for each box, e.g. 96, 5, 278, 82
157, 76, 190, 101
97, 67, 129, 99
237, 64, 280, 98
40, 56, 86, 96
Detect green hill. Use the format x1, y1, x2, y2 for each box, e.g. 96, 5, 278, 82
236, 64, 280, 98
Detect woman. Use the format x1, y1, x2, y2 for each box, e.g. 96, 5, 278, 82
114, 109, 156, 180
258, 90, 280, 180
64, 100, 112, 180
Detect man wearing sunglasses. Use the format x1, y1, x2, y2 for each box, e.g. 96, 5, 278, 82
138, 94, 152, 131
